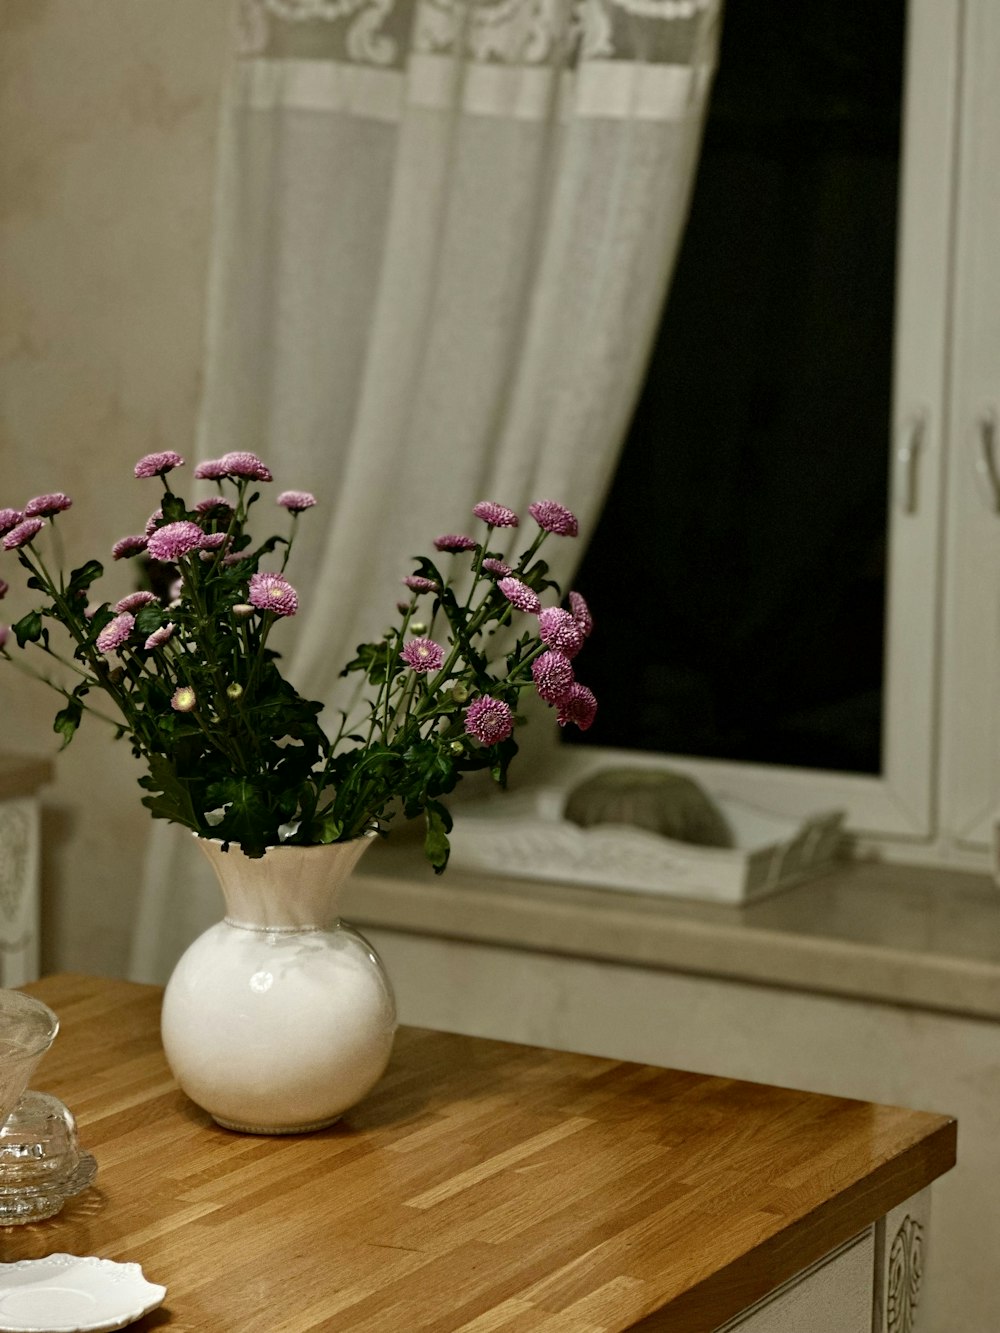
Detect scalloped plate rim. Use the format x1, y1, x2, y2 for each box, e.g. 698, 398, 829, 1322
0, 1254, 166, 1332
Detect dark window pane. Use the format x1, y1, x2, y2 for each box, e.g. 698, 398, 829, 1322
570, 0, 904, 775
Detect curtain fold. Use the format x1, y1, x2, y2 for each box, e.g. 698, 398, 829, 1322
128, 0, 721, 982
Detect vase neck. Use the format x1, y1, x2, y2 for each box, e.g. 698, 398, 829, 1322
195, 838, 372, 930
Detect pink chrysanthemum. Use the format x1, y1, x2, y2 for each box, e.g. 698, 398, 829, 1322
2, 518, 44, 550
144, 623, 175, 650
134, 451, 184, 479
498, 577, 541, 615
0, 579, 7, 601
112, 534, 148, 561
538, 606, 584, 659
171, 686, 197, 713
556, 682, 598, 731
568, 590, 593, 638
114, 591, 158, 613
23, 493, 72, 518
248, 571, 298, 617
403, 575, 438, 594
532, 650, 576, 704
220, 451, 273, 482
528, 499, 578, 537
401, 637, 445, 673
193, 458, 229, 480
0, 625, 8, 650
0, 509, 22, 537
473, 501, 519, 528
481, 558, 512, 578
198, 532, 228, 551
96, 612, 135, 655
194, 496, 235, 516
433, 534, 477, 554
277, 490, 316, 513
144, 509, 164, 537
464, 696, 515, 746
147, 521, 209, 563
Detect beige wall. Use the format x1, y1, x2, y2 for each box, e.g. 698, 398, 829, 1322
0, 1, 232, 974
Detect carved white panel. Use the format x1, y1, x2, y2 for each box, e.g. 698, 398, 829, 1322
0, 799, 41, 986
876, 1187, 932, 1333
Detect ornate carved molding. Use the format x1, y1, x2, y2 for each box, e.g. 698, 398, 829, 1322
887, 1214, 923, 1333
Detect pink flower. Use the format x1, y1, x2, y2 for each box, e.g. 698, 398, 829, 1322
147, 521, 209, 562
481, 558, 512, 578
194, 496, 235, 516
498, 577, 541, 615
532, 651, 575, 704
96, 612, 135, 655
433, 534, 477, 553
277, 490, 316, 513
171, 685, 197, 712
114, 591, 158, 613
0, 509, 22, 537
112, 534, 148, 561
464, 696, 515, 745
538, 606, 584, 659
556, 683, 597, 731
401, 638, 444, 673
0, 625, 8, 650
144, 509, 164, 537
220, 451, 273, 482
569, 590, 593, 638
473, 501, 519, 528
0, 579, 7, 600
2, 518, 44, 550
528, 500, 578, 537
198, 532, 228, 551
403, 576, 438, 594
23, 493, 71, 518
144, 623, 175, 650
134, 451, 184, 479
248, 571, 298, 617
193, 458, 228, 481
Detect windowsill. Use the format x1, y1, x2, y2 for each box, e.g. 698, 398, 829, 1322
345, 836, 1000, 1022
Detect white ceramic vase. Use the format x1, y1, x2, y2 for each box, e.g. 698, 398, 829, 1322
161, 836, 396, 1134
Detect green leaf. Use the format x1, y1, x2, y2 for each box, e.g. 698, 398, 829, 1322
423, 799, 453, 873
12, 611, 42, 648
52, 693, 84, 749
67, 560, 104, 596
138, 754, 200, 832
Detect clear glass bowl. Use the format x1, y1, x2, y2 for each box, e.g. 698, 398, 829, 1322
0, 1091, 97, 1225
0, 991, 59, 1127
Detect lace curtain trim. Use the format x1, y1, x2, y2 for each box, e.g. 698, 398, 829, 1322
234, 53, 709, 120
237, 0, 720, 69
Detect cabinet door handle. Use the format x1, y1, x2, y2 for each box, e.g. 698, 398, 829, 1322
973, 411, 1000, 514
895, 413, 926, 515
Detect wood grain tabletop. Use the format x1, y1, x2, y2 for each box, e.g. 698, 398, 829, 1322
0, 974, 955, 1332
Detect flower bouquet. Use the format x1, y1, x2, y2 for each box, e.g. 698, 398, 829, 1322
0, 451, 597, 868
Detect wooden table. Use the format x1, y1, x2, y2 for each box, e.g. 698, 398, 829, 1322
1, 976, 955, 1332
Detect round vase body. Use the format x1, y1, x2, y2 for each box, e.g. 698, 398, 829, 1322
161, 838, 396, 1134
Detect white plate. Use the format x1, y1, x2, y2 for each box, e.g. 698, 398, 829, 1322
0, 1255, 166, 1332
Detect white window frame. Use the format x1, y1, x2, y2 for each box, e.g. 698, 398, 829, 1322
521, 0, 964, 854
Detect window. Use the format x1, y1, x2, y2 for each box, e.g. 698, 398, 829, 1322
535, 0, 971, 854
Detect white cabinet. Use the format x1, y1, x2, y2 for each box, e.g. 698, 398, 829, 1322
0, 757, 51, 986
713, 1231, 875, 1333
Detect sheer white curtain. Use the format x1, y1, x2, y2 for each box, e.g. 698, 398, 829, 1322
128, 0, 721, 981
